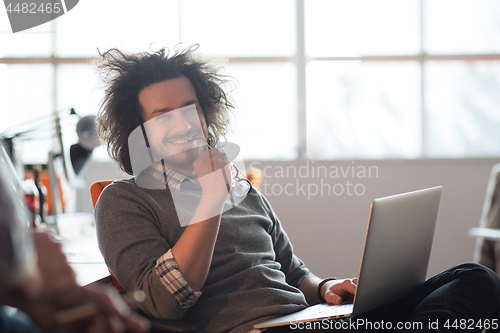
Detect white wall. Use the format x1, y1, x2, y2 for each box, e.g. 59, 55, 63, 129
79, 158, 500, 280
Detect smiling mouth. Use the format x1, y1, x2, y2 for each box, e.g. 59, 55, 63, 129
167, 134, 200, 144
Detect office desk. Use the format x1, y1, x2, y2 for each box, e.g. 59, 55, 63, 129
61, 226, 109, 286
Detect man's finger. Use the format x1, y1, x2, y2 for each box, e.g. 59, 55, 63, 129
342, 280, 357, 295
200, 149, 229, 167
324, 290, 343, 305
324, 279, 357, 305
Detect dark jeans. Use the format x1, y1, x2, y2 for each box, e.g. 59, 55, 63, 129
270, 263, 500, 332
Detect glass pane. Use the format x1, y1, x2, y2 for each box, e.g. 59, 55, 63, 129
306, 0, 420, 57
425, 61, 500, 157
0, 65, 54, 164
223, 62, 297, 160
307, 61, 421, 159
0, 21, 52, 57
57, 64, 111, 162
57, 64, 102, 116
56, 0, 179, 57
425, 0, 500, 54
180, 0, 295, 57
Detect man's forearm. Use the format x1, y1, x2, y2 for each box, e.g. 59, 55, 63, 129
170, 196, 224, 291
298, 275, 322, 305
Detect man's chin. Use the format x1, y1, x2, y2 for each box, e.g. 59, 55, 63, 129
163, 158, 195, 171
162, 151, 200, 171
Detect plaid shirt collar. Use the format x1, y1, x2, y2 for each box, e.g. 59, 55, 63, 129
148, 161, 194, 191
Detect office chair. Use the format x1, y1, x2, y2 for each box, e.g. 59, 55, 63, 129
469, 163, 500, 275
90, 180, 196, 333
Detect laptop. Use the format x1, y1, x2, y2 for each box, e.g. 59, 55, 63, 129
254, 186, 443, 329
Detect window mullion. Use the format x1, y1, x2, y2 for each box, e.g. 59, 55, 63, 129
52, 19, 58, 118
420, 0, 426, 158
296, 0, 307, 160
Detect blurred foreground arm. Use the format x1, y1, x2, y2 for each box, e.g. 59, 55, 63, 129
1, 232, 150, 333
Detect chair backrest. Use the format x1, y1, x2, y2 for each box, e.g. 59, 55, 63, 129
474, 163, 500, 273
90, 180, 125, 292
90, 180, 114, 209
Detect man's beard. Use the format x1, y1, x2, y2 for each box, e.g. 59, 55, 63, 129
162, 146, 205, 171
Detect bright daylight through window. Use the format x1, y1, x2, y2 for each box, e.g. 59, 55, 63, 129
1, 0, 500, 162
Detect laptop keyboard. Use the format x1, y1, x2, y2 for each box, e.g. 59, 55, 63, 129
295, 303, 353, 320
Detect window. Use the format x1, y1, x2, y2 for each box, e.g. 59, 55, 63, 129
1, 0, 500, 162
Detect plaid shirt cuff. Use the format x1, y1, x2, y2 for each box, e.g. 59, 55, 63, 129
155, 249, 202, 308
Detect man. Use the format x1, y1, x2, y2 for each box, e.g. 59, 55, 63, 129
0, 147, 150, 333
95, 45, 500, 333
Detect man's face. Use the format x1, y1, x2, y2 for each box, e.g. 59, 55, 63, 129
138, 76, 208, 172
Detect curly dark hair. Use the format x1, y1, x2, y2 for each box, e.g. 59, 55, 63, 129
96, 44, 234, 175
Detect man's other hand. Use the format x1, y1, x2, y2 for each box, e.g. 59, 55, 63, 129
322, 278, 358, 305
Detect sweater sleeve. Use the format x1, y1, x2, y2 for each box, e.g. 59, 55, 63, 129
257, 191, 312, 288
95, 180, 188, 320
155, 249, 201, 308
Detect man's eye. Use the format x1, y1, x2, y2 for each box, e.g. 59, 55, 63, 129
156, 113, 171, 122
183, 108, 197, 115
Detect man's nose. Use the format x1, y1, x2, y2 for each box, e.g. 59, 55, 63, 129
170, 112, 192, 135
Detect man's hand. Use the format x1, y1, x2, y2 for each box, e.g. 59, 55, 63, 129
322, 278, 358, 305
193, 148, 232, 205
